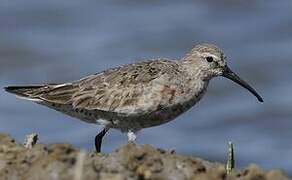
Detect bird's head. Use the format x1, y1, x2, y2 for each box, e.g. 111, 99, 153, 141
182, 43, 263, 102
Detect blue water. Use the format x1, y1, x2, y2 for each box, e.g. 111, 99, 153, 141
0, 0, 292, 174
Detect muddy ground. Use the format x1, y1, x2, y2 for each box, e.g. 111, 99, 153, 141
0, 133, 289, 180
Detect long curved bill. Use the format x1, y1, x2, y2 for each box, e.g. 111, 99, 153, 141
222, 66, 263, 102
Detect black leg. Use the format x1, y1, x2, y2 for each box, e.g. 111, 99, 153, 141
95, 128, 109, 153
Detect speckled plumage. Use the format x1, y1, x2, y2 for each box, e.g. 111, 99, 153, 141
5, 43, 263, 144
7, 59, 207, 132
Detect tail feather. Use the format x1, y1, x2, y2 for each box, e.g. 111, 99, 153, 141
4, 85, 45, 98
4, 84, 77, 104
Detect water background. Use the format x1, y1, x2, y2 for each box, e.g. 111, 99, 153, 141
0, 0, 292, 174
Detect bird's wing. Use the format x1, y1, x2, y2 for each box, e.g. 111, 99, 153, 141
70, 59, 181, 114
13, 59, 182, 114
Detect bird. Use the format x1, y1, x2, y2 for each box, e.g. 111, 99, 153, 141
4, 43, 263, 152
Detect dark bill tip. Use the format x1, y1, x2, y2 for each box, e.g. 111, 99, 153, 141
222, 67, 263, 103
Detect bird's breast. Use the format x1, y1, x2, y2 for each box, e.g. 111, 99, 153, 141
160, 78, 208, 107
148, 78, 209, 122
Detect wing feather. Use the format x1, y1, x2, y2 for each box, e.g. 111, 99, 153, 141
22, 59, 182, 114
71, 59, 180, 113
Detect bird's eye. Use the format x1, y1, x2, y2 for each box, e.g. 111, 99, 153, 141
206, 56, 213, 63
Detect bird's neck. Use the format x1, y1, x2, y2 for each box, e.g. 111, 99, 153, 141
174, 60, 210, 105
179, 60, 212, 82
